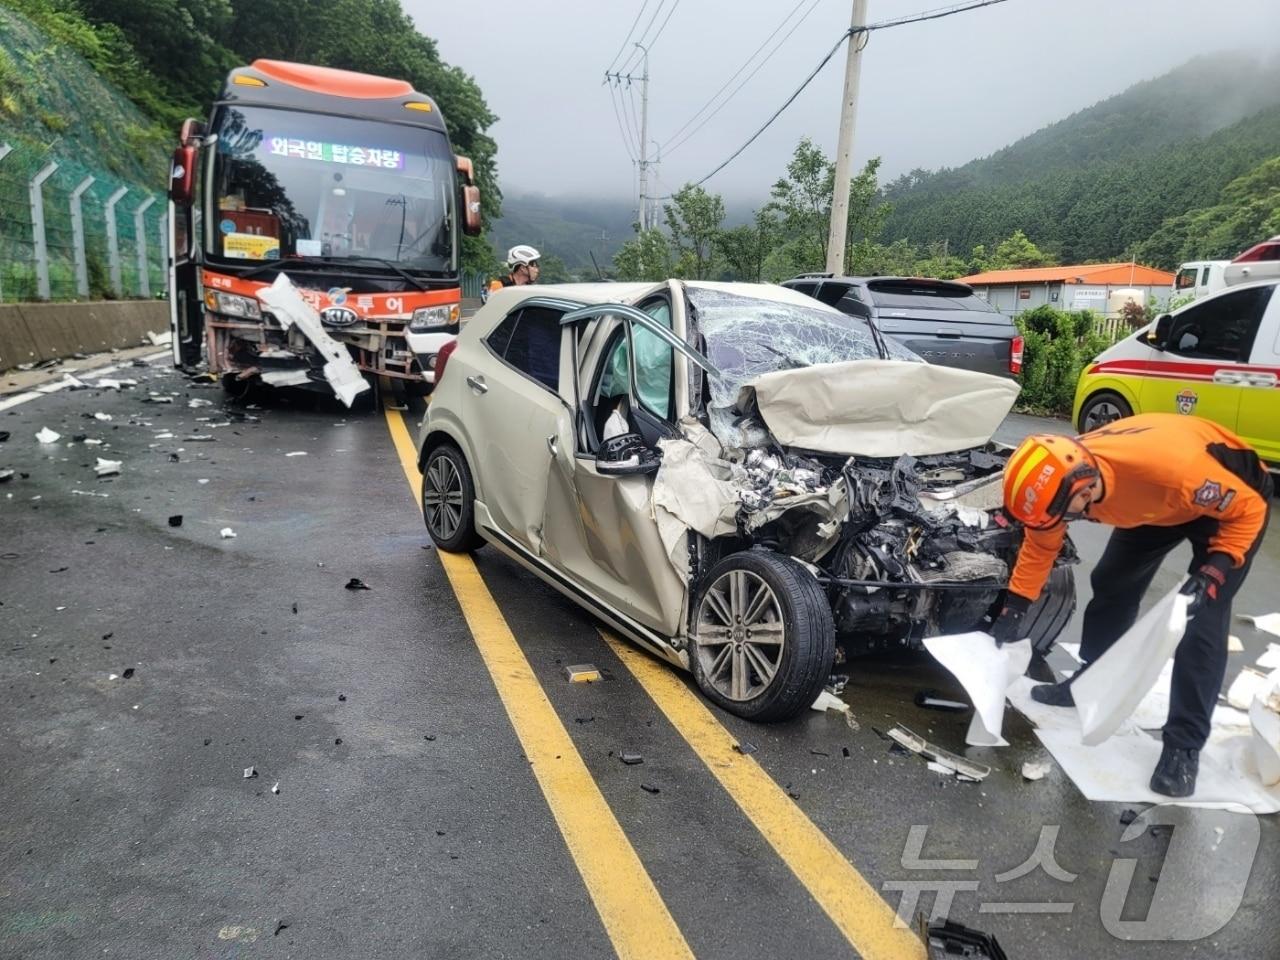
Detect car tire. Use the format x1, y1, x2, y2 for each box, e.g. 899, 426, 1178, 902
1077, 390, 1133, 433
421, 442, 485, 553
689, 550, 835, 723
1024, 565, 1076, 658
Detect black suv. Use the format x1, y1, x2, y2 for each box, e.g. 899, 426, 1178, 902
782, 275, 1023, 379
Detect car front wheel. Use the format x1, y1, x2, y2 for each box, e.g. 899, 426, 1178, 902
421, 443, 485, 553
1078, 390, 1132, 433
689, 551, 835, 722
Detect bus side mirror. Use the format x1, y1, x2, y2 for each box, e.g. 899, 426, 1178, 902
462, 185, 482, 236
455, 155, 475, 186
169, 145, 196, 206
1146, 313, 1171, 350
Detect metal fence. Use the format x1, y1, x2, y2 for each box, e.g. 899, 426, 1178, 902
0, 140, 166, 303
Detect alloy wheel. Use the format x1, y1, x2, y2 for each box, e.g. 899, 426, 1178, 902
694, 569, 786, 701
424, 453, 464, 541
1083, 400, 1124, 431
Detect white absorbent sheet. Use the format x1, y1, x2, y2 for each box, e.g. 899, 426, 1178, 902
923, 631, 1031, 746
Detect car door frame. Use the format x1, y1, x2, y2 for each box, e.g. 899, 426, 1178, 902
1236, 282, 1280, 463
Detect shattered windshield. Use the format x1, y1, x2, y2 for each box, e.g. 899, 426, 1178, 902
687, 286, 920, 445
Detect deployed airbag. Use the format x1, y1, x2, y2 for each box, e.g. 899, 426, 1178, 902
736, 360, 1019, 457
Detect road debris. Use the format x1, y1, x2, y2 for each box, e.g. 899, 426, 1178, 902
0, 470, 13, 483
619, 751, 644, 765
92, 412, 112, 421
1119, 808, 1138, 825
271, 782, 280, 795
258, 274, 371, 407
886, 724, 991, 781
168, 515, 183, 527
219, 527, 237, 539
273, 918, 290, 937
734, 741, 759, 756
922, 917, 1010, 960
640, 783, 661, 795
563, 663, 601, 683
36, 427, 61, 444
93, 458, 121, 478
285, 451, 308, 457
914, 690, 969, 713
243, 766, 257, 779
1021, 760, 1051, 781
188, 398, 213, 409
344, 578, 370, 591
122, 668, 134, 679
184, 435, 216, 442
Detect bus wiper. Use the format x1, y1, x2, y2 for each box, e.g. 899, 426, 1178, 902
237, 257, 321, 280
320, 256, 427, 291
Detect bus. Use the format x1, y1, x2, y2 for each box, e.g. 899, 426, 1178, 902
167, 59, 481, 402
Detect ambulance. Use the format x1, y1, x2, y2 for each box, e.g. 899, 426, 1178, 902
1072, 279, 1280, 466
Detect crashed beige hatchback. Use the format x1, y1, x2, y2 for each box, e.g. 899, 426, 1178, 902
417, 282, 1078, 721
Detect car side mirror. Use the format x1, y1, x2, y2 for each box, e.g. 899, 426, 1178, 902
1146, 313, 1172, 350
595, 432, 661, 477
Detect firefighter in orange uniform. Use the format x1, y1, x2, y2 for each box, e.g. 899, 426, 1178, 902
485, 244, 541, 299
993, 413, 1272, 797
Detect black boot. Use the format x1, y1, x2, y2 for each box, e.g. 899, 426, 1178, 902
1150, 745, 1199, 798
1030, 680, 1075, 707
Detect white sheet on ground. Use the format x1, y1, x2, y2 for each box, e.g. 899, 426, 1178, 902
1256, 643, 1280, 670
1129, 659, 1250, 731
1250, 671, 1280, 787
922, 632, 1031, 747
1238, 612, 1280, 638
736, 359, 1020, 457
1072, 586, 1190, 746
258, 274, 370, 408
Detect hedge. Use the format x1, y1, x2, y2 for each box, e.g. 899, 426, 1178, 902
1014, 306, 1121, 416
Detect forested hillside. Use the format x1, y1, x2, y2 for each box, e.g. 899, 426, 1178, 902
0, 0, 502, 267
881, 53, 1280, 267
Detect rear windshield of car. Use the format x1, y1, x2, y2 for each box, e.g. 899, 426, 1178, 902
866, 280, 998, 313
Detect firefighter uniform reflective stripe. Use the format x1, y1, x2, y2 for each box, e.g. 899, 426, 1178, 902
1009, 413, 1272, 602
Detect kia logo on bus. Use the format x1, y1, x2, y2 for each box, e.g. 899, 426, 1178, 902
321, 306, 359, 327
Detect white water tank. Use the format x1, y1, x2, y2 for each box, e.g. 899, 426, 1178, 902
1107, 288, 1143, 317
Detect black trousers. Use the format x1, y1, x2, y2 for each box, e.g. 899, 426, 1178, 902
1078, 515, 1266, 750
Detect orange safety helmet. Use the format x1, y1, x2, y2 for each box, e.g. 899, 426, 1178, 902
1003, 434, 1100, 529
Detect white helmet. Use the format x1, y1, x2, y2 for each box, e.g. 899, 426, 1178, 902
506, 245, 541, 269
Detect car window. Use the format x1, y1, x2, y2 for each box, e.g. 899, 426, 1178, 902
814, 282, 849, 307
488, 306, 562, 390
838, 292, 872, 317
1166, 286, 1272, 362
1201, 266, 1212, 286
1176, 267, 1198, 291
867, 280, 998, 313
789, 281, 817, 296
599, 299, 674, 420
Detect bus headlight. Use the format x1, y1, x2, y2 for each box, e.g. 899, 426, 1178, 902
206, 291, 261, 319
409, 305, 457, 331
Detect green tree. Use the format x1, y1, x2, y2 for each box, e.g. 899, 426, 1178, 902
538, 253, 572, 283
989, 230, 1056, 269
613, 229, 672, 282
715, 209, 779, 282
662, 184, 725, 280
767, 137, 833, 271
844, 156, 891, 273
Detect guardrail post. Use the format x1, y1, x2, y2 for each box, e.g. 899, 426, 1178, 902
133, 195, 156, 297
157, 210, 169, 292
0, 144, 10, 302
104, 186, 129, 297
29, 160, 59, 300
69, 175, 95, 299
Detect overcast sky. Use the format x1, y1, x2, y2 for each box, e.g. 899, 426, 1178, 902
408, 0, 1280, 208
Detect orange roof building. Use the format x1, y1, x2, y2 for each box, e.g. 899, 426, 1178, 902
958, 262, 1176, 315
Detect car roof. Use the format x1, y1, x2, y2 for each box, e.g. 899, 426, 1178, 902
477, 280, 841, 314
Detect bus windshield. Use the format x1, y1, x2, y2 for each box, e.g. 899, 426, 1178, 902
208, 106, 456, 276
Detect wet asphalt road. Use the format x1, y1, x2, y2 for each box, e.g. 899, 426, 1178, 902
1, 361, 1278, 959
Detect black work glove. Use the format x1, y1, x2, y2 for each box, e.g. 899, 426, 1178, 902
1180, 553, 1232, 618
992, 593, 1032, 647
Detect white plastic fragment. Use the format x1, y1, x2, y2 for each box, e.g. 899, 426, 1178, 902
926, 761, 953, 776
197, 479, 210, 485
95, 378, 137, 390
220, 527, 237, 539
146, 329, 172, 346
1022, 760, 1051, 781
257, 273, 371, 408
84, 438, 104, 446
93, 458, 122, 478
36, 427, 61, 443
243, 766, 256, 779
109, 673, 119, 680
93, 412, 112, 421
271, 782, 280, 795
71, 489, 109, 498
284, 451, 308, 457
1239, 613, 1280, 638
188, 398, 213, 409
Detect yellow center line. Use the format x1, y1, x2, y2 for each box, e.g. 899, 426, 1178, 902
603, 632, 927, 960
383, 408, 694, 960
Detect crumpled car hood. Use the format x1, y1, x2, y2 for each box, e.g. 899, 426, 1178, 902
733, 359, 1020, 457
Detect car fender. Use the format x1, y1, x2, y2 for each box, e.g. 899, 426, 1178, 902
1072, 337, 1147, 425
418, 407, 481, 494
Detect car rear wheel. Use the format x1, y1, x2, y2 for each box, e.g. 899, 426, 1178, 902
689, 551, 835, 722
422, 443, 485, 553
1078, 391, 1132, 433
1025, 565, 1076, 658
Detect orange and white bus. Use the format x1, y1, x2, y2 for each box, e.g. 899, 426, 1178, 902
167, 59, 481, 399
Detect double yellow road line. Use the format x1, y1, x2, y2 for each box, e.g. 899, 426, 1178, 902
383, 409, 923, 960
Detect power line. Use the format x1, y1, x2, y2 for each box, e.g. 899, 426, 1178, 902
617, 0, 670, 74
645, 0, 680, 52
608, 81, 638, 161
603, 0, 650, 78
664, 0, 1014, 195
664, 0, 824, 156
660, 0, 812, 150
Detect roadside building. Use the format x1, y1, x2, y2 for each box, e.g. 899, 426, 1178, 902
958, 263, 1175, 317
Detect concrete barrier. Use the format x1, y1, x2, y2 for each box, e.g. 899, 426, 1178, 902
0, 300, 169, 371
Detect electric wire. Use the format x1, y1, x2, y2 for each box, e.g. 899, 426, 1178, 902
603, 0, 650, 77
660, 0, 814, 151
664, 0, 824, 156
616, 0, 669, 74
660, 0, 1014, 194
608, 81, 638, 161
645, 0, 681, 53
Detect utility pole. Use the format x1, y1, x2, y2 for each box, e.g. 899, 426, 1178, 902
825, 0, 868, 276
636, 42, 651, 231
